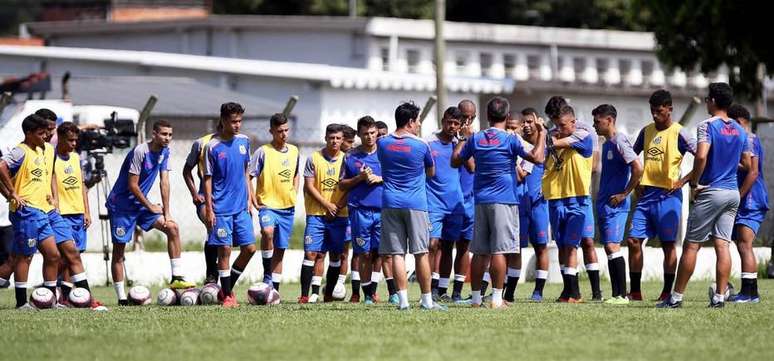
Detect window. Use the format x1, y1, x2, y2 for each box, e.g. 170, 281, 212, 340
380, 47, 389, 71
480, 52, 493, 77
596, 58, 609, 74
503, 54, 516, 75
455, 51, 468, 73
527, 54, 540, 78
641, 60, 654, 78
406, 49, 420, 73
573, 57, 584, 74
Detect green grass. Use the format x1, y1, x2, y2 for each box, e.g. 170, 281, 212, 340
1, 280, 773, 361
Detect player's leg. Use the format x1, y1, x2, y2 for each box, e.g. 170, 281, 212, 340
438, 239, 454, 299
197, 204, 218, 284
532, 245, 549, 301
580, 201, 601, 300
734, 224, 759, 301
407, 209, 438, 310
109, 211, 134, 305
627, 201, 651, 300
349, 253, 361, 302
217, 244, 235, 307
504, 253, 521, 303
13, 254, 33, 308
451, 239, 469, 302
323, 218, 346, 301
11, 211, 43, 308
562, 205, 586, 302
657, 194, 682, 301
428, 211, 443, 297
258, 208, 276, 284
600, 207, 628, 303
359, 250, 373, 303
0, 225, 15, 288
229, 211, 256, 292
300, 216, 322, 302
148, 212, 193, 288
270, 208, 294, 291
38, 236, 61, 299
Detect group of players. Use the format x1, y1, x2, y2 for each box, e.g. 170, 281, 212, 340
0, 80, 767, 310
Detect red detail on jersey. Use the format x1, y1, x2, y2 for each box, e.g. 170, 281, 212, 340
218, 152, 227, 159
719, 125, 740, 136
387, 144, 411, 153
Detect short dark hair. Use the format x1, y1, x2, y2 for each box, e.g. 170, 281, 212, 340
592, 104, 617, 120
649, 89, 672, 107
152, 119, 172, 132
395, 102, 420, 129
375, 121, 388, 130
220, 102, 245, 119
34, 108, 57, 122
728, 103, 751, 122
443, 106, 463, 120
544, 96, 567, 120
325, 123, 345, 136
342, 125, 356, 140
357, 116, 377, 133
486, 96, 510, 123
708, 82, 733, 110
521, 107, 539, 117
270, 113, 288, 128
558, 105, 575, 118
22, 114, 49, 133
56, 121, 80, 137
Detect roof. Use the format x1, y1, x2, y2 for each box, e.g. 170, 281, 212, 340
24, 15, 654, 51
50, 76, 284, 118
0, 45, 515, 93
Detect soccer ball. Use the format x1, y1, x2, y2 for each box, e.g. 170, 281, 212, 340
332, 283, 346, 300
707, 282, 736, 301
68, 288, 92, 308
30, 287, 56, 309
200, 283, 221, 305
247, 282, 280, 305
156, 288, 178, 306
128, 286, 152, 305
180, 288, 201, 306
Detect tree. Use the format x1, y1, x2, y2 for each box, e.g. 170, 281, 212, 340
634, 0, 773, 102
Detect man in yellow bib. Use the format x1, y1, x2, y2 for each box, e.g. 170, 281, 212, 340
183, 130, 217, 284
250, 113, 300, 290
0, 114, 61, 309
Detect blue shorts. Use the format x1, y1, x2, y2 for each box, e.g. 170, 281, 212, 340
304, 215, 348, 255
109, 209, 160, 244
460, 201, 474, 242
629, 191, 682, 242
596, 202, 628, 244
10, 207, 54, 256
733, 207, 767, 236
208, 211, 255, 247
429, 212, 463, 241
259, 207, 295, 249
548, 197, 592, 248
350, 207, 381, 255
48, 210, 74, 245
519, 197, 549, 248
62, 214, 87, 251
345, 221, 352, 244
582, 201, 595, 239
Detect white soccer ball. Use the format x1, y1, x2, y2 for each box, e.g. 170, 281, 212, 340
30, 287, 56, 309
180, 288, 201, 306
128, 286, 152, 305
247, 282, 273, 305
200, 283, 221, 305
269, 289, 281, 305
68, 288, 92, 308
708, 282, 735, 301
332, 283, 346, 300
156, 288, 178, 306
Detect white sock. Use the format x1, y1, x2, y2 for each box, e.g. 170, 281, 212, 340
608, 251, 623, 260
398, 289, 409, 308
351, 271, 360, 281
565, 267, 578, 276
272, 272, 282, 284
535, 270, 549, 279
507, 267, 521, 278
71, 272, 87, 283
261, 249, 273, 258
471, 290, 482, 305
362, 281, 372, 288
585, 263, 600, 271
454, 274, 466, 282
420, 292, 433, 308
170, 258, 183, 277
432, 272, 440, 280
483, 272, 491, 283
671, 291, 683, 302
337, 274, 347, 285
560, 265, 566, 274
329, 260, 341, 268
438, 277, 450, 289
114, 281, 127, 300
713, 293, 725, 303
741, 272, 757, 279
371, 272, 382, 284
311, 276, 322, 287
492, 288, 503, 306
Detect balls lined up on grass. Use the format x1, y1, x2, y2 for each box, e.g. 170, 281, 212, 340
30, 287, 56, 309
247, 282, 280, 305
180, 288, 201, 306
157, 288, 178, 306
128, 286, 152, 305
68, 287, 92, 308
200, 283, 221, 305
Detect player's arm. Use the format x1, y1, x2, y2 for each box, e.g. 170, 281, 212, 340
50, 169, 60, 210
245, 167, 254, 216
550, 128, 589, 149
127, 174, 157, 213
451, 121, 475, 168
293, 153, 301, 193
688, 122, 709, 191
520, 127, 547, 165
159, 170, 173, 224
81, 175, 91, 228
674, 126, 700, 193
202, 144, 216, 229
0, 161, 21, 205
423, 144, 436, 178
338, 158, 368, 191
739, 152, 756, 199
248, 148, 263, 210
182, 141, 203, 205
610, 159, 643, 207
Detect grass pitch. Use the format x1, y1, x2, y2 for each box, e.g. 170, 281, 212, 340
1, 280, 772, 361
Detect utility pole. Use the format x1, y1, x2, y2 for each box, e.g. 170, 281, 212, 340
434, 0, 446, 129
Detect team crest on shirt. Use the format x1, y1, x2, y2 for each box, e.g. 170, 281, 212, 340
64, 165, 74, 174
356, 237, 366, 247
27, 238, 35, 248
116, 227, 126, 237
607, 150, 613, 160
653, 136, 662, 145
304, 236, 313, 245
217, 228, 227, 239
34, 157, 41, 166
282, 159, 289, 167
326, 167, 335, 176
261, 215, 271, 223
239, 145, 247, 155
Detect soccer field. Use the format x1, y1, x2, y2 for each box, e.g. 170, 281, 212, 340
1, 280, 772, 361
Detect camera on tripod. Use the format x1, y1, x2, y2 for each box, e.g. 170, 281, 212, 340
78, 111, 137, 186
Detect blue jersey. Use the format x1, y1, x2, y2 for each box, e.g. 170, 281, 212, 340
739, 134, 769, 211
343, 147, 383, 209
377, 133, 434, 211
107, 143, 170, 213
204, 135, 251, 215
598, 133, 639, 205
697, 117, 749, 189
459, 128, 527, 205
460, 165, 474, 201
427, 135, 464, 214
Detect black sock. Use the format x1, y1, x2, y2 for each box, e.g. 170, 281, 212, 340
204, 245, 218, 280
312, 283, 321, 296
740, 278, 751, 296
431, 278, 439, 294
630, 272, 642, 293
608, 260, 619, 297
325, 265, 341, 297
15, 286, 27, 307
571, 275, 581, 299
481, 280, 489, 296
386, 278, 396, 296
534, 277, 546, 295
351, 278, 360, 297
751, 278, 759, 297
61, 283, 73, 300
362, 282, 372, 297
452, 279, 463, 298
74, 279, 90, 292
616, 258, 627, 296
230, 264, 245, 286
503, 276, 519, 302
372, 281, 379, 297
662, 273, 675, 295
220, 275, 232, 296
300, 264, 313, 297
588, 270, 601, 297
438, 284, 447, 296
272, 281, 280, 291
45, 285, 56, 296
262, 256, 272, 282
560, 274, 569, 299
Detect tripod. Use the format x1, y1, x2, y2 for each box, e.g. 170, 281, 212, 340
89, 159, 113, 287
